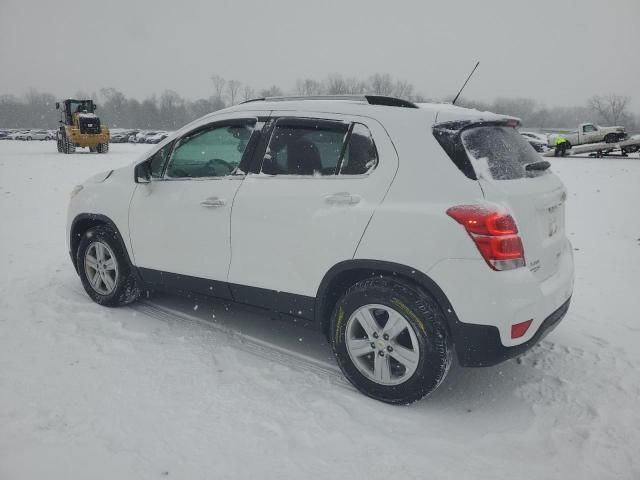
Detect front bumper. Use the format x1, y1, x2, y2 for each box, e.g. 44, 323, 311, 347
452, 297, 571, 367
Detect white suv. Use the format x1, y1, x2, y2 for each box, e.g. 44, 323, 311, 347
67, 96, 574, 404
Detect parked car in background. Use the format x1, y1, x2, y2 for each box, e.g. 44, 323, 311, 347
131, 131, 150, 143
135, 131, 161, 143
110, 130, 134, 143
144, 131, 170, 144
547, 123, 626, 148
7, 130, 30, 140
66, 96, 574, 405
520, 132, 548, 153
520, 131, 548, 144
0, 130, 9, 140
16, 130, 54, 141
125, 130, 140, 143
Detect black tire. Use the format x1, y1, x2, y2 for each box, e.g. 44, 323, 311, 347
62, 134, 75, 154
56, 137, 63, 153
96, 142, 109, 153
76, 225, 141, 307
604, 133, 618, 144
331, 276, 452, 405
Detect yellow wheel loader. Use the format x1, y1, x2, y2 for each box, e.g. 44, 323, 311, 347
55, 99, 110, 154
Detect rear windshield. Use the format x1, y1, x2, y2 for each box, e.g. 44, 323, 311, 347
461, 126, 545, 180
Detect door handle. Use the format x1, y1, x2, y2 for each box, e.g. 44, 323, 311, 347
200, 196, 226, 208
324, 192, 361, 205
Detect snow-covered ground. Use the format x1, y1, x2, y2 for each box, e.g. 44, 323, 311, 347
1, 141, 639, 479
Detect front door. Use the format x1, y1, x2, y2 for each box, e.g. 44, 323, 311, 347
128, 115, 263, 294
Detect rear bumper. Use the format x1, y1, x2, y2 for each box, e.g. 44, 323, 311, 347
452, 297, 571, 367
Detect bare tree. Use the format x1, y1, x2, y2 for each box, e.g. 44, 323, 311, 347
227, 79, 242, 105
368, 73, 394, 96
588, 94, 631, 125
242, 85, 256, 102
324, 74, 347, 95
259, 85, 284, 97
343, 77, 367, 94
295, 78, 324, 96
211, 75, 226, 105
392, 80, 414, 99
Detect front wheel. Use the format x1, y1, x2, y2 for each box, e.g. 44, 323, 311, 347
77, 225, 140, 306
96, 142, 109, 153
604, 133, 619, 144
331, 277, 452, 404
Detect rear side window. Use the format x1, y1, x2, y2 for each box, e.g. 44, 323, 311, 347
262, 120, 348, 176
261, 119, 378, 176
340, 123, 378, 175
461, 126, 544, 180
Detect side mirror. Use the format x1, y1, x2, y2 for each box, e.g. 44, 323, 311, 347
135, 162, 152, 183
55, 102, 60, 109
94, 105, 98, 111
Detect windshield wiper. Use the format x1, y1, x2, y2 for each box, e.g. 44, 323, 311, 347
525, 160, 551, 171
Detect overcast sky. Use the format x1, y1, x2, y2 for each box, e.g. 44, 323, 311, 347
1, 0, 638, 109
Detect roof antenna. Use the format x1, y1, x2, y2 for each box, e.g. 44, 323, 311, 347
452, 61, 480, 105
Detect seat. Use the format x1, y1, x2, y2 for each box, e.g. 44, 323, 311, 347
287, 139, 322, 175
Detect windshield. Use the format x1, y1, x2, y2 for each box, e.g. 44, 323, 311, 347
461, 126, 546, 180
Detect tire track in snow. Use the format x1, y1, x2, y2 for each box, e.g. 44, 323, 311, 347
60, 282, 350, 387
131, 301, 351, 389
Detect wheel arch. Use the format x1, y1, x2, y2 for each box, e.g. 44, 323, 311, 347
315, 260, 461, 343
69, 213, 134, 274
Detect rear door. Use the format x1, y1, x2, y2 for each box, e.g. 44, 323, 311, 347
228, 112, 398, 303
460, 125, 568, 282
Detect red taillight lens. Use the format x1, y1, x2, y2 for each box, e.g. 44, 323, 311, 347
447, 205, 525, 271
511, 319, 533, 339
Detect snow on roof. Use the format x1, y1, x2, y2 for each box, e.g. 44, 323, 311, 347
417, 102, 520, 125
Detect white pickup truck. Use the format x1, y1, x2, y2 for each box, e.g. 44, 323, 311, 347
548, 123, 626, 148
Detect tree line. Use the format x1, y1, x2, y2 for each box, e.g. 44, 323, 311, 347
0, 73, 636, 132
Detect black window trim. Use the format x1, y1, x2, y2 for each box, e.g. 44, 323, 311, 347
252, 116, 379, 179
338, 122, 380, 176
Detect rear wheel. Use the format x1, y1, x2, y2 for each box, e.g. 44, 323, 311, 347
331, 277, 452, 404
56, 136, 63, 152
96, 142, 109, 153
76, 225, 140, 306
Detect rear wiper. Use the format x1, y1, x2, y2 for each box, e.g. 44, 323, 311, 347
525, 160, 551, 171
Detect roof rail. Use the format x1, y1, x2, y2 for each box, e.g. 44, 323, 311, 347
240, 95, 418, 108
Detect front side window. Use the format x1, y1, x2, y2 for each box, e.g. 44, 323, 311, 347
583, 125, 596, 133
148, 142, 173, 178
166, 120, 256, 178
262, 120, 348, 176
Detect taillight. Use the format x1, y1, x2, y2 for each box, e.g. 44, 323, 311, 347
446, 205, 525, 271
